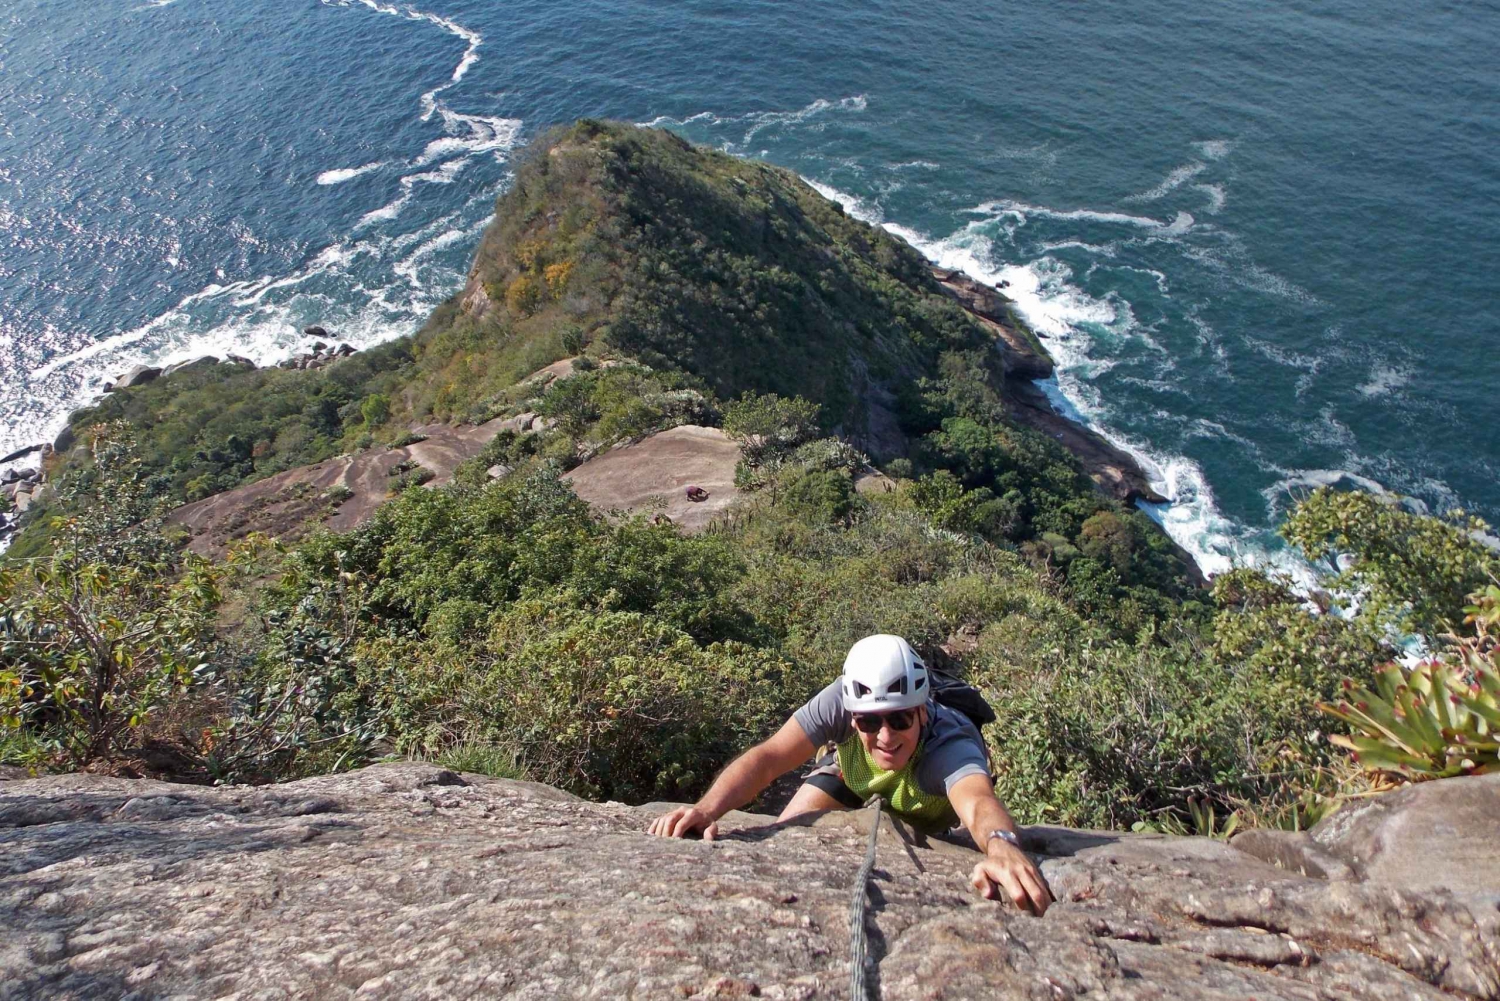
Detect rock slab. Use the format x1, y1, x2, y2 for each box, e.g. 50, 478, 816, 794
563, 424, 741, 534
2, 763, 1496, 1000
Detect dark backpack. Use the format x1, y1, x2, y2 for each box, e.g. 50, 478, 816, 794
927, 666, 996, 733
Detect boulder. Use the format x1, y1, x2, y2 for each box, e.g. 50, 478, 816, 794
1308, 772, 1500, 895
13, 487, 33, 514
162, 356, 218, 378
226, 354, 256, 369
310, 340, 328, 353
114, 364, 162, 390
0, 469, 16, 485
16, 467, 36, 481
335, 343, 355, 356
303, 325, 329, 338
0, 762, 1494, 1001
854, 469, 896, 495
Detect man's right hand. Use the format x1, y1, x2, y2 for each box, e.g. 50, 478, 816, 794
647, 805, 719, 841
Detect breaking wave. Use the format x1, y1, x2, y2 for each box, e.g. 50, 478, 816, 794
6, 1, 521, 460
317, 161, 388, 185
803, 174, 1319, 583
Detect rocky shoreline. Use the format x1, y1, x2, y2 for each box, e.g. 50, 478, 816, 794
928, 265, 1167, 507
0, 327, 362, 548
928, 264, 1206, 583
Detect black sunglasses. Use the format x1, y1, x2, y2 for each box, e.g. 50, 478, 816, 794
852, 708, 919, 734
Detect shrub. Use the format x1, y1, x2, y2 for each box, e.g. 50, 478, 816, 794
484, 603, 802, 800
0, 554, 222, 767
361, 393, 392, 427
506, 274, 544, 316
722, 392, 822, 468
780, 469, 860, 525
977, 637, 1336, 830
0, 425, 223, 768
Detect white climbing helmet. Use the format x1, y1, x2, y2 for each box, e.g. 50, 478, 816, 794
840, 634, 929, 713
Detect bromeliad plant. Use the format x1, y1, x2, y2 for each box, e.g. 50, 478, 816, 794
1319, 585, 1500, 784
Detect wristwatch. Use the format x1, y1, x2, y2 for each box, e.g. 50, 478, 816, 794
985, 829, 1021, 850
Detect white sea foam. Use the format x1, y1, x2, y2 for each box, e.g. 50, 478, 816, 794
741, 95, 867, 142
802, 177, 1314, 581
355, 194, 412, 230
317, 161, 387, 185
1043, 239, 1123, 260
1357, 363, 1411, 397
970, 199, 1187, 233
9, 2, 511, 462
1194, 183, 1227, 214
1182, 242, 1323, 306
1125, 161, 1206, 202
638, 96, 869, 153
1193, 139, 1234, 160
393, 216, 487, 285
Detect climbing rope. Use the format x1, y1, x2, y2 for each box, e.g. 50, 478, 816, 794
849, 795, 883, 1000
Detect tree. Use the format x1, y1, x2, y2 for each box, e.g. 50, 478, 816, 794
722, 393, 821, 469
0, 423, 222, 767
1282, 488, 1496, 640
360, 393, 392, 427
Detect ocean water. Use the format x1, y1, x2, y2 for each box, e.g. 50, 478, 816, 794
3, 0, 1497, 576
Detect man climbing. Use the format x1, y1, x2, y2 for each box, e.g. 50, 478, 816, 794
647, 634, 1053, 916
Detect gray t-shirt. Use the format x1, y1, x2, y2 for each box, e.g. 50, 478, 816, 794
792, 680, 990, 796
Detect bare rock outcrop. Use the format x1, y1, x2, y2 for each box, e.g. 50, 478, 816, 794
562, 424, 741, 534
168, 419, 509, 557
930, 266, 1054, 381
1233, 772, 1500, 896
2, 762, 1496, 1000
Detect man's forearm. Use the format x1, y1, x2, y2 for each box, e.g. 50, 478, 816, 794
951, 777, 1022, 855
694, 746, 779, 820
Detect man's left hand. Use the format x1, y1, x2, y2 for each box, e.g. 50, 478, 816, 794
970, 843, 1052, 916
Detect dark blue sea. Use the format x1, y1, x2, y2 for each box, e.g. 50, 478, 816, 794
3, 0, 1497, 575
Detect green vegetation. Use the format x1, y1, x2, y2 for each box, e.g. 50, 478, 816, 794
6, 121, 1496, 834
1319, 586, 1499, 784
6, 416, 1497, 828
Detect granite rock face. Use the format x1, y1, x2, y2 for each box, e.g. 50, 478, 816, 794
1307, 771, 1500, 893
2, 763, 1496, 1000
